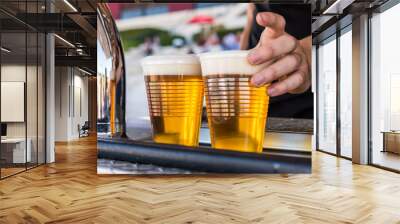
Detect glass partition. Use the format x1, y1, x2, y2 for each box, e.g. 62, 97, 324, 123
370, 3, 400, 171
1, 30, 28, 177
0, 0, 46, 179
317, 35, 337, 154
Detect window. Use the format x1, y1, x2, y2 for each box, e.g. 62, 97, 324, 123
317, 35, 337, 154
339, 27, 352, 158
370, 2, 400, 171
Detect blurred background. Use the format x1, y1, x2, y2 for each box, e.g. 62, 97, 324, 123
110, 3, 245, 53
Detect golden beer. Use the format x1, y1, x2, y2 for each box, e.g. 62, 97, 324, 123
141, 55, 203, 146
199, 51, 271, 153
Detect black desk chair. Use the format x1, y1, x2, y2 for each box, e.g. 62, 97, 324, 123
78, 121, 90, 138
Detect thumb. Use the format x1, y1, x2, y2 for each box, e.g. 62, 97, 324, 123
256, 12, 286, 38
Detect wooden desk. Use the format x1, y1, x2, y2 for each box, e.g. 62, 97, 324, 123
382, 131, 400, 154
1, 138, 31, 163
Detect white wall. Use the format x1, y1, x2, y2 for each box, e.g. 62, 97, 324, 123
1, 82, 25, 122
71, 73, 89, 138
55, 66, 69, 141
1, 65, 28, 138
54, 67, 89, 141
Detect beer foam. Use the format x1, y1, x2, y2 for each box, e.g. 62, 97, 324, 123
141, 55, 201, 76
198, 50, 271, 76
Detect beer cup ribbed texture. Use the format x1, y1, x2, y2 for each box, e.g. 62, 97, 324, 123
141, 55, 203, 147
199, 50, 270, 153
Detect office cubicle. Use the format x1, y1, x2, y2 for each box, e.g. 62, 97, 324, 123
0, 0, 46, 179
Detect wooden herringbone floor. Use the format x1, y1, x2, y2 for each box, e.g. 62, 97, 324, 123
1, 136, 400, 224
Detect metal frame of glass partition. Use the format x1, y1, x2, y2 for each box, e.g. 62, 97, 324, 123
0, 0, 47, 179
367, 0, 400, 173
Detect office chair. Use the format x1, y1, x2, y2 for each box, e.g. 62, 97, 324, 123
78, 121, 90, 138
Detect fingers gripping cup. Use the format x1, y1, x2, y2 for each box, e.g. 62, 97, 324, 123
199, 51, 270, 153
141, 55, 204, 147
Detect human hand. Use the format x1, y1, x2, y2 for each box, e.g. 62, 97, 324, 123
248, 12, 311, 97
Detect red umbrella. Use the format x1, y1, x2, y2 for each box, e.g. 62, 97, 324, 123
188, 15, 214, 25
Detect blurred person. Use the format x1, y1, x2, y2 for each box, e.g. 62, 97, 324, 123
236, 31, 241, 46
187, 46, 195, 54
205, 32, 222, 52
241, 3, 312, 118
153, 36, 161, 52
172, 38, 185, 48
222, 32, 240, 50
193, 36, 208, 53
206, 32, 220, 45
143, 37, 154, 56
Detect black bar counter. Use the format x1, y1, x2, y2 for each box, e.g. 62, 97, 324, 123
98, 137, 311, 174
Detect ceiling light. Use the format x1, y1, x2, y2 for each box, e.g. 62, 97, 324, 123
323, 0, 340, 14
76, 48, 85, 55
323, 0, 354, 15
54, 34, 75, 48
1, 47, 11, 53
63, 0, 78, 12
78, 67, 93, 76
